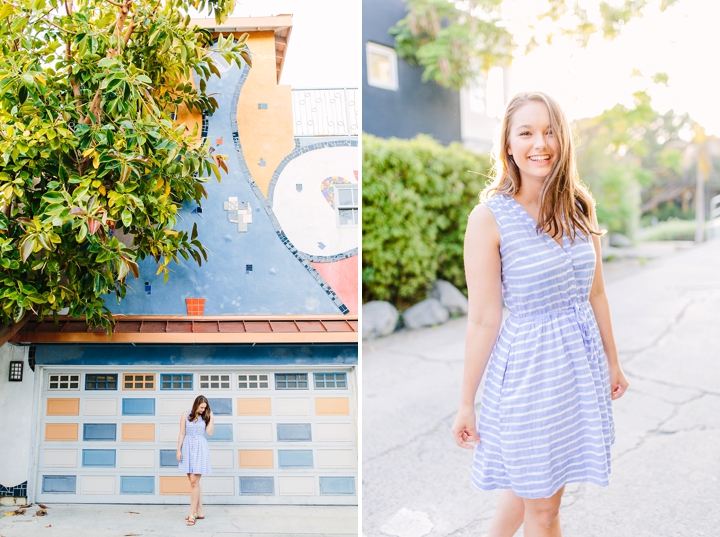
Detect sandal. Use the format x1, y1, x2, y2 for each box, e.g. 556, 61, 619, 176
196, 514, 205, 519
186, 516, 196, 526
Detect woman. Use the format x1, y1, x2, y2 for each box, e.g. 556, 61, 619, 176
451, 92, 629, 537
177, 395, 214, 526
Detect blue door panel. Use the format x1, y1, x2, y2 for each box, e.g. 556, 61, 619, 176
82, 449, 116, 467
207, 398, 232, 415
120, 476, 155, 494
319, 476, 355, 495
277, 423, 312, 441
239, 476, 274, 495
122, 398, 156, 415
83, 423, 117, 441
278, 450, 313, 468
42, 475, 76, 493
159, 450, 178, 467
206, 423, 233, 442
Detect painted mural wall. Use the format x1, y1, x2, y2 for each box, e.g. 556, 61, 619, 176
109, 30, 358, 317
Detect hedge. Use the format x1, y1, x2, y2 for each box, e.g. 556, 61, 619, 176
362, 133, 491, 309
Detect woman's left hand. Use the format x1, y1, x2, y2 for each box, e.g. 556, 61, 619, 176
608, 363, 629, 400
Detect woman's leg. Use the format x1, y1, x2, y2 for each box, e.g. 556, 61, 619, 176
196, 476, 204, 517
188, 474, 201, 518
522, 486, 564, 537
486, 489, 525, 537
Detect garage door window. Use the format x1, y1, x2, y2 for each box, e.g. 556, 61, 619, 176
48, 374, 80, 390
86, 374, 118, 390
160, 374, 193, 390
199, 374, 231, 390
314, 373, 347, 390
238, 374, 269, 389
275, 373, 308, 390
123, 374, 155, 390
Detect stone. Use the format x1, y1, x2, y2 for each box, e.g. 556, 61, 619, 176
362, 301, 399, 339
401, 298, 449, 330
609, 232, 633, 247
429, 279, 468, 315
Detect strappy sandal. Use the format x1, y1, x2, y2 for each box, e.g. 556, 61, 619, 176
186, 515, 196, 526
195, 514, 205, 519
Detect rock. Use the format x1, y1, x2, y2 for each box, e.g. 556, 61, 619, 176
429, 279, 468, 315
402, 298, 449, 329
362, 301, 399, 339
609, 232, 633, 247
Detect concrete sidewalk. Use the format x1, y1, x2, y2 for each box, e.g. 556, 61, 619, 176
0, 504, 357, 537
362, 240, 720, 537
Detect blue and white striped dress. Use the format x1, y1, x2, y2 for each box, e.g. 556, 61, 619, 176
178, 411, 211, 475
471, 194, 615, 499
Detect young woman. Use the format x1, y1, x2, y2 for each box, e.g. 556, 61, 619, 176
452, 91, 629, 537
177, 395, 214, 526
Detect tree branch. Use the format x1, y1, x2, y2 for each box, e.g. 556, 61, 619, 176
0, 315, 30, 347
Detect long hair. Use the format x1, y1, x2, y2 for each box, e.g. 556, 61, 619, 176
482, 91, 601, 241
189, 395, 211, 426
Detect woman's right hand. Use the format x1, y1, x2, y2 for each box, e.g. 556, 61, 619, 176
452, 406, 480, 450
176, 449, 182, 462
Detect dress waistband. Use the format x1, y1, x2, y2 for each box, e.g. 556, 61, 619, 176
508, 301, 592, 320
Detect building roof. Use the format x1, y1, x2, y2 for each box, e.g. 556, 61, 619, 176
10, 314, 358, 345
192, 15, 293, 83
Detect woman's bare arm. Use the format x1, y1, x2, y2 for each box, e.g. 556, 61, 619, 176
176, 412, 186, 461
205, 411, 215, 436
452, 204, 504, 449
588, 214, 629, 400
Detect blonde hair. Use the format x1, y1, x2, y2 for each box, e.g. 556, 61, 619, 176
482, 91, 600, 241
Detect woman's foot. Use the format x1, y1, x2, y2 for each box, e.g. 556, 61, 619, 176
195, 513, 205, 519
186, 515, 196, 526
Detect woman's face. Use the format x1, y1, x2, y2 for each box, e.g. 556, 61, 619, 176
197, 403, 207, 414
507, 101, 559, 186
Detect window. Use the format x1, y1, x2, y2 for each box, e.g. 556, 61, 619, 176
238, 374, 269, 389
86, 374, 118, 390
275, 373, 308, 390
199, 374, 231, 390
160, 373, 192, 390
8, 361, 23, 382
48, 374, 80, 390
335, 186, 358, 227
123, 374, 155, 390
314, 373, 348, 390
366, 42, 398, 90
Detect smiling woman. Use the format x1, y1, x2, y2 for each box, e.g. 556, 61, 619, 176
452, 92, 630, 536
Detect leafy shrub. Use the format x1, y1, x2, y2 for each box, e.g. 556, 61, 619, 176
362, 134, 491, 309
638, 218, 705, 241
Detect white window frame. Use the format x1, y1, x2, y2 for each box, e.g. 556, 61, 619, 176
199, 373, 232, 390
334, 185, 358, 228
366, 42, 399, 91
237, 373, 270, 390
48, 374, 80, 390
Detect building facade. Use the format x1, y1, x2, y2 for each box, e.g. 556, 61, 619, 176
362, 0, 502, 152
0, 15, 359, 506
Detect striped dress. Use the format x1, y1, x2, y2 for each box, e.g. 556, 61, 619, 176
178, 411, 211, 475
471, 194, 615, 499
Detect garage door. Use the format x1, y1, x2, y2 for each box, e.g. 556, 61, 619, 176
35, 365, 357, 504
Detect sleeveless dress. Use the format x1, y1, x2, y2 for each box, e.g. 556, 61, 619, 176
471, 194, 615, 499
178, 411, 211, 475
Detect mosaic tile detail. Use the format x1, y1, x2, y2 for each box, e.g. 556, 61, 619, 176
223, 197, 253, 232
229, 65, 354, 315
320, 176, 352, 209
0, 481, 27, 497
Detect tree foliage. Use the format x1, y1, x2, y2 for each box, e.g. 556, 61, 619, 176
0, 0, 250, 339
391, 0, 680, 90
362, 133, 490, 309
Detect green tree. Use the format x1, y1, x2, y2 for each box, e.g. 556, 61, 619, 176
0, 0, 251, 344
391, 0, 680, 90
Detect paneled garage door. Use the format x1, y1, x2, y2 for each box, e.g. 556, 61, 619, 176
34, 366, 357, 504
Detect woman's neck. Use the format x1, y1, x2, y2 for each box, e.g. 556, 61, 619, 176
514, 180, 543, 207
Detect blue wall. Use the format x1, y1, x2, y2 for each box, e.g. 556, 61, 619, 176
35, 344, 358, 366
362, 0, 462, 145
108, 61, 344, 316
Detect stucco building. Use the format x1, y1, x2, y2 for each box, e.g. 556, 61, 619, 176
0, 15, 359, 506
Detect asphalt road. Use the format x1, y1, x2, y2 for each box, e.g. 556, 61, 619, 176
362, 240, 720, 537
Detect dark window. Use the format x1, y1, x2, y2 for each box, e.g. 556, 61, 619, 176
275, 373, 308, 390
314, 373, 347, 390
86, 374, 118, 390
160, 374, 192, 390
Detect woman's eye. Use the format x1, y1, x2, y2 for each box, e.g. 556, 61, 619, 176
547, 130, 554, 135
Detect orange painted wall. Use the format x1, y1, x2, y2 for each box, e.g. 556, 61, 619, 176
46, 398, 80, 416
160, 476, 191, 495
237, 31, 295, 197
310, 256, 358, 313
315, 398, 350, 416
45, 423, 78, 441
237, 398, 272, 415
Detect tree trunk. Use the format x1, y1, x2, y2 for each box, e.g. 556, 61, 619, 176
0, 315, 30, 347
695, 160, 705, 244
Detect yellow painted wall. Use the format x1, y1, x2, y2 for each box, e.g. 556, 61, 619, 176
315, 398, 350, 416
238, 450, 274, 468
45, 423, 78, 441
237, 398, 272, 416
237, 31, 295, 196
46, 398, 80, 416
